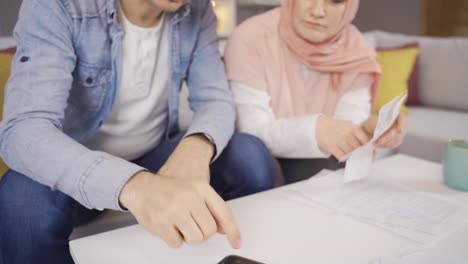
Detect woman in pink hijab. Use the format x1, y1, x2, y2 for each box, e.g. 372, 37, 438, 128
224, 0, 406, 182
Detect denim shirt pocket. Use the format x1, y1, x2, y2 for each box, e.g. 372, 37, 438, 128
70, 62, 111, 111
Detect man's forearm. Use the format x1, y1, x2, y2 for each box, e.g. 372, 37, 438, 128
179, 134, 215, 163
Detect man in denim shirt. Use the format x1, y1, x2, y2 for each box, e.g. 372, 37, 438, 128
0, 0, 275, 263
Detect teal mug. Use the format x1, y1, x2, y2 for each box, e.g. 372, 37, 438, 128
443, 140, 468, 191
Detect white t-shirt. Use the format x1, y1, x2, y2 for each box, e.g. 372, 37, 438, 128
86, 9, 170, 161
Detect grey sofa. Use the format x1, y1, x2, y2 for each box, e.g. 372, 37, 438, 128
365, 31, 468, 163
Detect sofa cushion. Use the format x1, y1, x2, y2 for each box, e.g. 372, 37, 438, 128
0, 52, 14, 177
364, 35, 420, 106
375, 45, 419, 113
365, 31, 468, 112
399, 106, 468, 162
378, 43, 420, 106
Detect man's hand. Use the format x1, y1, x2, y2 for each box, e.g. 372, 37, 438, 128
158, 134, 214, 182
362, 113, 407, 149
317, 115, 372, 161
119, 171, 242, 249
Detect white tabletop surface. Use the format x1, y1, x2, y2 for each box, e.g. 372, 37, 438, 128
70, 154, 468, 264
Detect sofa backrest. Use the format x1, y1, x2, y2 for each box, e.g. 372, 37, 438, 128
365, 31, 468, 112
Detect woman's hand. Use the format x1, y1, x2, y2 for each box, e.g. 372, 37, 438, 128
317, 115, 372, 161
362, 113, 407, 149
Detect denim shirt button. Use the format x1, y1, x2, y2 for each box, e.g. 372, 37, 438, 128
85, 77, 93, 84
20, 56, 30, 63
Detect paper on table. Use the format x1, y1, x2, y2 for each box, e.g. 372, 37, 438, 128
370, 252, 468, 264
344, 92, 408, 183
296, 169, 468, 245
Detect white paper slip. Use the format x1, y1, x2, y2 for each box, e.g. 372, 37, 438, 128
296, 170, 468, 245
343, 144, 374, 183
344, 92, 408, 183
371, 92, 408, 142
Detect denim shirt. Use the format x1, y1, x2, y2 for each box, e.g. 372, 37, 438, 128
0, 0, 235, 210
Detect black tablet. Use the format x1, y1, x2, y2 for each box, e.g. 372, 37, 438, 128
218, 255, 265, 264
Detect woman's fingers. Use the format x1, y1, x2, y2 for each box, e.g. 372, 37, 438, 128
332, 147, 346, 161
374, 126, 406, 148
396, 113, 407, 133
347, 136, 361, 152
354, 127, 372, 145
383, 133, 404, 149
376, 128, 396, 145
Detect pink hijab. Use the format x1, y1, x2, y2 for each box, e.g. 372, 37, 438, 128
225, 0, 381, 119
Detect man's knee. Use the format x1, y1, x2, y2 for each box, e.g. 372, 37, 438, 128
0, 170, 74, 256
224, 133, 275, 192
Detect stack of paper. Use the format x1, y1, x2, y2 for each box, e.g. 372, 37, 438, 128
294, 170, 468, 245
371, 252, 467, 264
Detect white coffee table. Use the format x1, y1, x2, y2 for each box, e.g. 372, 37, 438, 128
69, 154, 468, 264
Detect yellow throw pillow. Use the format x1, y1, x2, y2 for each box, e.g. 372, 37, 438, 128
0, 53, 14, 178
375, 47, 420, 113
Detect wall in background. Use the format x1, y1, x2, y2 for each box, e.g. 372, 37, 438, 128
237, 5, 275, 24
0, 0, 22, 36
0, 0, 424, 37
354, 0, 423, 35
423, 0, 468, 36
237, 0, 423, 35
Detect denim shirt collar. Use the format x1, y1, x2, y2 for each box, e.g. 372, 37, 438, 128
106, 0, 192, 25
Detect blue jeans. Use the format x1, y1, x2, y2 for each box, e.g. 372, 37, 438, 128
0, 133, 275, 264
